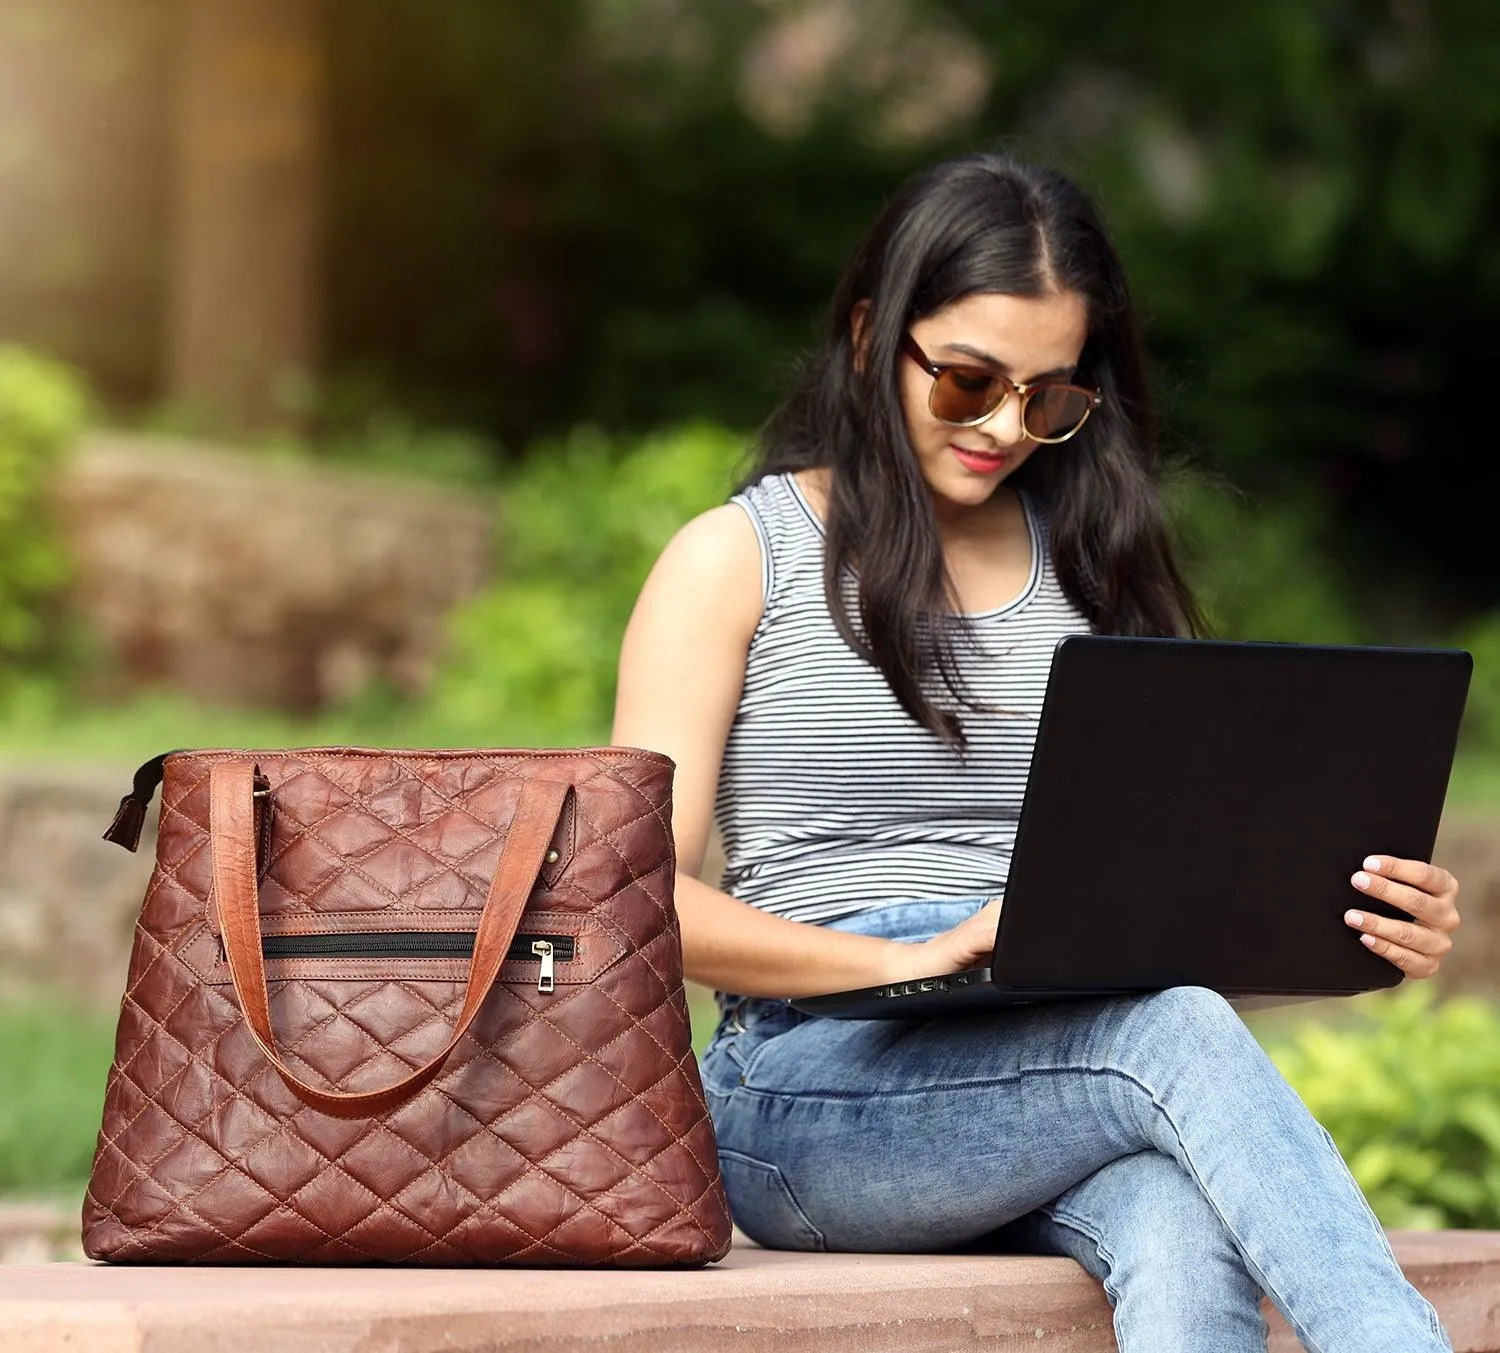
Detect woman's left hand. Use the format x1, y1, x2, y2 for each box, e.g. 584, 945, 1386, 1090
1344, 855, 1461, 980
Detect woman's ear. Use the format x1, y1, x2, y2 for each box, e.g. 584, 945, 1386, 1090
850, 298, 872, 374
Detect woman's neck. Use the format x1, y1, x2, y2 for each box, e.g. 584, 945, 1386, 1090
794, 466, 1017, 547
791, 467, 1032, 614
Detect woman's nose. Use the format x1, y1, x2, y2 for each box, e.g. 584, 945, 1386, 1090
975, 392, 1029, 446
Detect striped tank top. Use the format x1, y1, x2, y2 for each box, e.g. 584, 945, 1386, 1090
714, 472, 1092, 924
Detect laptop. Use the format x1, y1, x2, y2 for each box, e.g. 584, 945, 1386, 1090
792, 635, 1472, 1019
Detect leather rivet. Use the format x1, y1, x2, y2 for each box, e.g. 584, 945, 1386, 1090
545, 849, 560, 865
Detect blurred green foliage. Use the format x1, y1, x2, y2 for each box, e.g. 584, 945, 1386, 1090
1455, 613, 1500, 756
0, 995, 115, 1193
429, 422, 748, 745
0, 348, 86, 672
1165, 473, 1365, 644
311, 0, 1500, 617
1267, 987, 1500, 1229
311, 413, 499, 488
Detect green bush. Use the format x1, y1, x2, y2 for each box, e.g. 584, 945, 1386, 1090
0, 995, 116, 1193
426, 422, 748, 745
1165, 473, 1364, 644
1454, 612, 1500, 753
0, 348, 87, 668
1266, 987, 1500, 1229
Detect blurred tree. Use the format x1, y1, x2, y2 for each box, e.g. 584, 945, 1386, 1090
169, 0, 324, 431
317, 0, 1499, 618
321, 0, 923, 439
0, 0, 1495, 618
0, 0, 170, 403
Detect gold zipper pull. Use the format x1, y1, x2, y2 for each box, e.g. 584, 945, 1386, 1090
531, 939, 555, 994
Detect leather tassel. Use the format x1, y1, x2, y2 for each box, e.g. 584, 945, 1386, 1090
103, 795, 148, 852
101, 749, 187, 851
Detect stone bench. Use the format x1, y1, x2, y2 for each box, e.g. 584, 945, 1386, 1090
1, 1230, 1496, 1351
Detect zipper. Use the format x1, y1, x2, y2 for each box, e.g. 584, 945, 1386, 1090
260, 930, 575, 993
532, 940, 555, 993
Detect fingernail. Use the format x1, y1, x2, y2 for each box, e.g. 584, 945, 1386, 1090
1363, 856, 1382, 872
1360, 934, 1377, 948
1352, 872, 1371, 889
1345, 910, 1365, 928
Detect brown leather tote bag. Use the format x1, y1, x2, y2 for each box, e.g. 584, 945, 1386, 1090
82, 747, 732, 1266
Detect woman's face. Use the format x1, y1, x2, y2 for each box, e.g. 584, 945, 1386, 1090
897, 289, 1090, 518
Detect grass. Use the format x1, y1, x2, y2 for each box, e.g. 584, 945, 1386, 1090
0, 683, 426, 763
0, 995, 116, 1195
686, 984, 722, 1058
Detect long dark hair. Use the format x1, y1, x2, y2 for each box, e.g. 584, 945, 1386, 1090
745, 151, 1203, 749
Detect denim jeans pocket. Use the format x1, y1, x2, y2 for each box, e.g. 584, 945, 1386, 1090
718, 1150, 826, 1252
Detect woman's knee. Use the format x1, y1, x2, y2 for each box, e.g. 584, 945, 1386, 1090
1099, 986, 1272, 1116
1138, 983, 1240, 1027
1124, 984, 1258, 1060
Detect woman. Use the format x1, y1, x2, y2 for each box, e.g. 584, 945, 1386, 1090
611, 152, 1461, 1351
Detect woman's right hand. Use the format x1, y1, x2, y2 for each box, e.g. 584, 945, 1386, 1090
886, 898, 1004, 984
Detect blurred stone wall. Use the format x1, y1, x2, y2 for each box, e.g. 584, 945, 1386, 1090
1436, 815, 1500, 997
0, 766, 152, 1008
53, 432, 494, 711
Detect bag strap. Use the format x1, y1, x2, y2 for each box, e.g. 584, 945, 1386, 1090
209, 760, 571, 1118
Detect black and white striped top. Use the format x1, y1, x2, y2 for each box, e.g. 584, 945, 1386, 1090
714, 472, 1092, 924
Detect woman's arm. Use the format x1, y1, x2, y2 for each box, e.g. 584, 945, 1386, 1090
612, 504, 987, 998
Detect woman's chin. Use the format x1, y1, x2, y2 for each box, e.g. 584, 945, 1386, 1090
918, 483, 1002, 525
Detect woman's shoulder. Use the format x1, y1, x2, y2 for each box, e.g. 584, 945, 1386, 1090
661, 469, 829, 626
660, 502, 764, 581
623, 502, 765, 665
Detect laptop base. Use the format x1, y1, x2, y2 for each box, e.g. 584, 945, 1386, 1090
790, 971, 1383, 1021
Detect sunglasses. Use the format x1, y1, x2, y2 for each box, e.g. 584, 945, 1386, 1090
900, 333, 1103, 443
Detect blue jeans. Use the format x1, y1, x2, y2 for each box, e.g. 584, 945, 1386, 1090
701, 897, 1450, 1353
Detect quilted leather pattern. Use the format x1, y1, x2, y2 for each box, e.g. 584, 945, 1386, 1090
83, 748, 732, 1266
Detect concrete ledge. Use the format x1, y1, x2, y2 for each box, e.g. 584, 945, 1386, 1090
0, 1231, 1496, 1352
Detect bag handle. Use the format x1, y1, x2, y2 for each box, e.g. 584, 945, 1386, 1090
209, 761, 571, 1118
